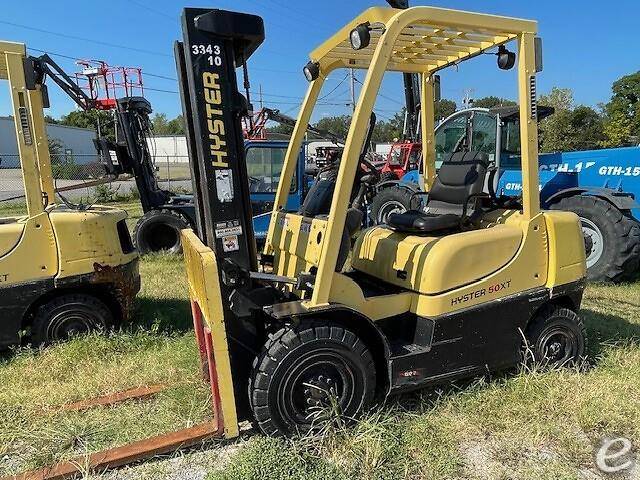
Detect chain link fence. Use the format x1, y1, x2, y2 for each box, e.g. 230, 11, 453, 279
0, 153, 193, 215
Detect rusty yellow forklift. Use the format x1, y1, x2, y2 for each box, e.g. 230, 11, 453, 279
178, 6, 587, 437
0, 41, 140, 348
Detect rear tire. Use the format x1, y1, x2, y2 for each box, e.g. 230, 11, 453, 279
524, 305, 585, 367
31, 294, 113, 345
369, 186, 413, 224
550, 196, 640, 282
249, 321, 376, 436
134, 209, 190, 255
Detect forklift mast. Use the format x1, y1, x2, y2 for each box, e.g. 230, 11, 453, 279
175, 8, 264, 272
175, 7, 265, 420
386, 0, 420, 141
101, 97, 172, 212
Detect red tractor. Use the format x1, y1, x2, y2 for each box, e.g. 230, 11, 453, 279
379, 140, 422, 181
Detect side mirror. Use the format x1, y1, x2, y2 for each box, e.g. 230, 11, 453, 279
497, 45, 516, 70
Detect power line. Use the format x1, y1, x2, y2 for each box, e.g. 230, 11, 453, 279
318, 74, 350, 101
28, 46, 300, 81
1, 20, 171, 58
353, 77, 403, 106
125, 0, 175, 20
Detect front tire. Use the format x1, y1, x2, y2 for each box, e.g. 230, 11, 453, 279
133, 209, 190, 255
550, 196, 640, 282
524, 305, 586, 367
249, 321, 376, 436
31, 294, 114, 345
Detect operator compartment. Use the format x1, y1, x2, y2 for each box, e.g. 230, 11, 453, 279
352, 223, 522, 295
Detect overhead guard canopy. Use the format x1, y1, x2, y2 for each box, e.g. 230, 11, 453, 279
309, 6, 537, 74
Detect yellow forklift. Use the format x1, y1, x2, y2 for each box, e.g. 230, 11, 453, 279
0, 41, 140, 348
177, 6, 587, 437
6, 6, 589, 479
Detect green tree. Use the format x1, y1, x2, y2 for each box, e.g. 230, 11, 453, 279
601, 71, 640, 147
151, 113, 185, 135
313, 115, 351, 140
537, 88, 605, 152
44, 115, 59, 124
539, 87, 574, 111
434, 99, 456, 121
59, 109, 115, 140
265, 123, 294, 137
472, 96, 516, 109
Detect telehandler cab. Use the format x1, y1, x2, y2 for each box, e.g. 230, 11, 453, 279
0, 42, 140, 348
177, 6, 587, 437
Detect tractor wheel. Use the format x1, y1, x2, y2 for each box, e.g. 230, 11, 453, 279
134, 209, 190, 255
524, 304, 586, 367
369, 186, 413, 224
31, 294, 114, 345
249, 321, 376, 436
550, 196, 640, 282
379, 171, 399, 183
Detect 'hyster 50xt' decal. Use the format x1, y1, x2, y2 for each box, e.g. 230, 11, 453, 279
203, 71, 228, 169
450, 280, 512, 306
0, 274, 8, 283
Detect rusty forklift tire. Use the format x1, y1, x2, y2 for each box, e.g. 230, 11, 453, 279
249, 321, 376, 436
133, 209, 190, 255
550, 195, 640, 283
31, 294, 114, 345
524, 304, 586, 367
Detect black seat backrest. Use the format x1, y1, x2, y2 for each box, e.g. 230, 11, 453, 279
428, 151, 490, 208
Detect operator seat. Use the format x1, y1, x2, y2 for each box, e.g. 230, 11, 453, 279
387, 151, 489, 234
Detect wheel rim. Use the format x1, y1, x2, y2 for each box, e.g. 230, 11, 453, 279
278, 351, 357, 428
376, 200, 407, 224
146, 223, 180, 252
47, 309, 100, 340
538, 326, 579, 366
580, 217, 604, 268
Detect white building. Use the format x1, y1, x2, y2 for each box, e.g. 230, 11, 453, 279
146, 135, 189, 163
0, 116, 97, 168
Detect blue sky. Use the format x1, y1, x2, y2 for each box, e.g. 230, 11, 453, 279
1, 0, 639, 124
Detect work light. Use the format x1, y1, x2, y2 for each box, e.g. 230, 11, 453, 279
350, 23, 371, 50
303, 61, 320, 82
497, 45, 516, 70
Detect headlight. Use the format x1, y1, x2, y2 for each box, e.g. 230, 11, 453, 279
350, 23, 371, 50
497, 45, 516, 70
303, 61, 320, 82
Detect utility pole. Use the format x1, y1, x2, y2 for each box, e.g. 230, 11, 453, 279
259, 84, 263, 109
350, 68, 356, 112
462, 88, 475, 109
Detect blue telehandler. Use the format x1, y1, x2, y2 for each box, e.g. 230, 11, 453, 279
370, 106, 640, 282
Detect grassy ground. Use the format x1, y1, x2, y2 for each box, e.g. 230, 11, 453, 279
210, 284, 640, 480
0, 201, 639, 478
